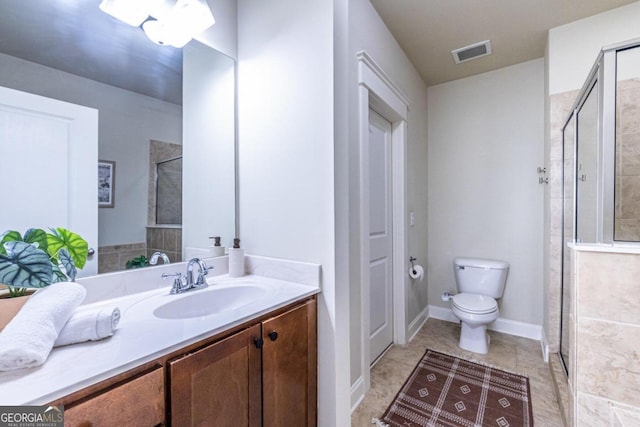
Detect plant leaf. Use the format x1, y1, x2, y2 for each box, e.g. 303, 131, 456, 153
0, 241, 52, 288
0, 230, 22, 256
58, 249, 77, 281
23, 228, 48, 252
47, 227, 88, 270
51, 264, 69, 284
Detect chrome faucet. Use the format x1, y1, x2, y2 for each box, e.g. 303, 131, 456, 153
186, 257, 210, 288
149, 252, 170, 265
162, 258, 213, 294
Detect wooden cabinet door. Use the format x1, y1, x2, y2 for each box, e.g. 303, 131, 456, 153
169, 325, 262, 427
262, 299, 317, 427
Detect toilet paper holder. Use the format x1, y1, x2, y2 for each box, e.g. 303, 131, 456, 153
409, 256, 417, 275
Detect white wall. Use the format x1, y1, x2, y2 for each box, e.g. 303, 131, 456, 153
236, 0, 347, 425
0, 52, 182, 247
548, 1, 640, 95
427, 59, 545, 326
345, 0, 429, 398
197, 0, 238, 59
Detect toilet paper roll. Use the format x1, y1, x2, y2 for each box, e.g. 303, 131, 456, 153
409, 265, 424, 281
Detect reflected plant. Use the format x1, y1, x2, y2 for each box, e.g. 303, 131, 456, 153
0, 228, 88, 297
125, 255, 149, 269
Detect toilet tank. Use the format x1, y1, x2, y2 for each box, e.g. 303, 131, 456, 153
453, 257, 509, 298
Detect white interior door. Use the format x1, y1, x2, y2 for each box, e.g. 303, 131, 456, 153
368, 108, 393, 364
0, 86, 99, 275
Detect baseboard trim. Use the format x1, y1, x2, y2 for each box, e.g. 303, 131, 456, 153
540, 328, 550, 363
350, 376, 365, 413
427, 305, 542, 341
428, 304, 459, 323
407, 305, 429, 343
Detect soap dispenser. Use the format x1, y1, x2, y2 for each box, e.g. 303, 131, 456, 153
209, 236, 225, 257
228, 238, 245, 277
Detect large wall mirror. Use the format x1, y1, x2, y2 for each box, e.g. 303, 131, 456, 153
0, 0, 236, 276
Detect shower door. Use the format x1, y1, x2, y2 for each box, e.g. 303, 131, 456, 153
576, 81, 599, 243
559, 78, 599, 378
560, 113, 575, 376
558, 39, 640, 380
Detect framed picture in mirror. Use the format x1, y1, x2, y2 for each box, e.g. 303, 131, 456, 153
98, 160, 115, 208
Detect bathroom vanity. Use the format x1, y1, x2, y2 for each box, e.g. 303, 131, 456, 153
0, 256, 320, 427
56, 297, 316, 426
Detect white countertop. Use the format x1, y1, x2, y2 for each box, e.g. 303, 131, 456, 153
0, 273, 319, 405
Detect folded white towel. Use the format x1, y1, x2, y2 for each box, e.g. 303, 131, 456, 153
54, 307, 120, 347
0, 282, 86, 371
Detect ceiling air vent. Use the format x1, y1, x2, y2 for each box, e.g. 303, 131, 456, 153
452, 40, 492, 64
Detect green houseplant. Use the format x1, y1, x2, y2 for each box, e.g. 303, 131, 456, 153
0, 227, 88, 297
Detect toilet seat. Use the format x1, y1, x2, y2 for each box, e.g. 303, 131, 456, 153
452, 293, 497, 314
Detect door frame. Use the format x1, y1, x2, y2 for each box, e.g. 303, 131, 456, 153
357, 51, 409, 394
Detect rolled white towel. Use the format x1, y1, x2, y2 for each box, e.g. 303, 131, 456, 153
54, 307, 120, 347
0, 282, 86, 371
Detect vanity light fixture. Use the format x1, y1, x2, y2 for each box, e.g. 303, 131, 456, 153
99, 0, 215, 48
142, 19, 193, 47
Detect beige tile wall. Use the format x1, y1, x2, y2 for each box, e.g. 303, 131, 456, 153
97, 227, 182, 274
146, 226, 182, 264
549, 87, 640, 426
615, 78, 640, 241
569, 249, 640, 426
98, 242, 147, 273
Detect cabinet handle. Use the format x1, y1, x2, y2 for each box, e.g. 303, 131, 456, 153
268, 331, 278, 341
254, 338, 264, 349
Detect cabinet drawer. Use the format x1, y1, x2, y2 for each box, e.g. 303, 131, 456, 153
64, 366, 164, 427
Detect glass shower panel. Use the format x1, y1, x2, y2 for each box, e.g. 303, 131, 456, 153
576, 83, 599, 243
560, 113, 575, 376
156, 157, 183, 225
614, 46, 640, 241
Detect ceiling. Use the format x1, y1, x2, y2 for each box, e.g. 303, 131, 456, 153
369, 0, 639, 87
0, 0, 183, 104
2, 1, 637, 101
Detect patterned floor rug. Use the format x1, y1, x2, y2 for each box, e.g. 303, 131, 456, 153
373, 349, 533, 427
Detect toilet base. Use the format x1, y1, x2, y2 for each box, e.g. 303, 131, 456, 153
459, 322, 490, 354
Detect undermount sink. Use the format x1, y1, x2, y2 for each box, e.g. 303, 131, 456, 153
153, 284, 269, 319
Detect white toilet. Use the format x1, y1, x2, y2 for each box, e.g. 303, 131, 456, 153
450, 257, 509, 354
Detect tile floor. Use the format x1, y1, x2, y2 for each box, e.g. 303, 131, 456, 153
351, 318, 564, 426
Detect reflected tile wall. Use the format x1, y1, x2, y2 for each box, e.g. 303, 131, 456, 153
146, 226, 182, 264
98, 242, 146, 273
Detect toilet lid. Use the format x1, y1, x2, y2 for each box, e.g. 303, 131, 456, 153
452, 293, 497, 314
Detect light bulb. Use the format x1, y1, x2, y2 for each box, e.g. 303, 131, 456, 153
142, 19, 192, 48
